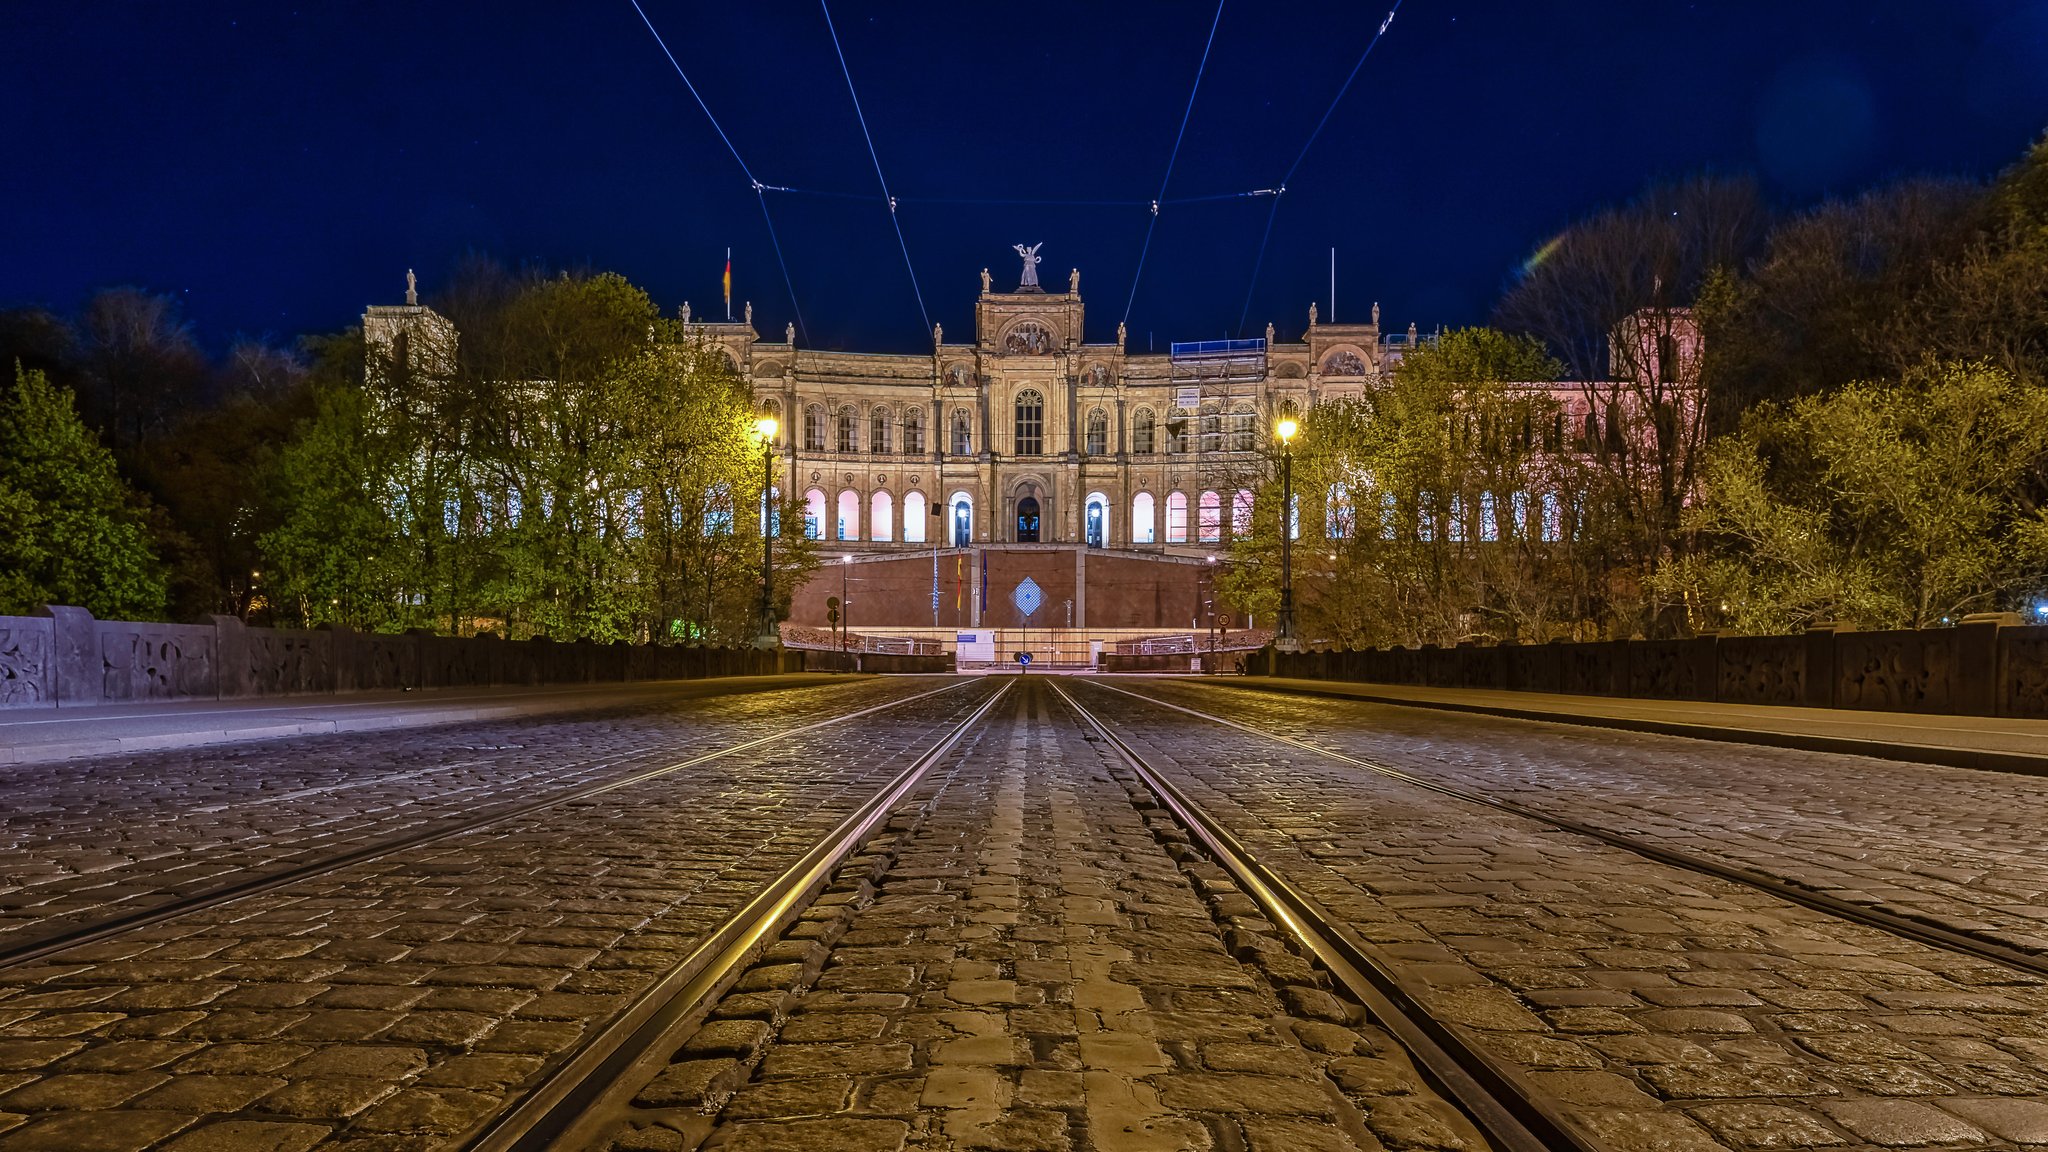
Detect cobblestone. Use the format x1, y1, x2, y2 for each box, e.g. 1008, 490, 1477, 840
0, 677, 938, 950
0, 680, 997, 1150
607, 680, 1484, 1152
1137, 678, 2048, 954
1080, 678, 2048, 1152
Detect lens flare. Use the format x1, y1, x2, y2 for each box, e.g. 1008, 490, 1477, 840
1520, 233, 1565, 278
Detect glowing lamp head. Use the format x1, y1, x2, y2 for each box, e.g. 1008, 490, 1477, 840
754, 415, 779, 442
1275, 417, 1299, 445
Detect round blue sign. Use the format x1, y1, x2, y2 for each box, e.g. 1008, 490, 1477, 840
1015, 652, 1033, 665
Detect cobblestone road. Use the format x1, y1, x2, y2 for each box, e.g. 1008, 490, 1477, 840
0, 678, 942, 951
1124, 679, 2048, 956
1075, 679, 2048, 1151
613, 679, 1481, 1152
0, 679, 997, 1152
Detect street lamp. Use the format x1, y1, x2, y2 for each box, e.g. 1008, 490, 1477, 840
1275, 416, 1299, 649
754, 416, 779, 647
841, 554, 853, 661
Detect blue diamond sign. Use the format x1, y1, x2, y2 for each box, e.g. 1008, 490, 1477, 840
1013, 577, 1043, 618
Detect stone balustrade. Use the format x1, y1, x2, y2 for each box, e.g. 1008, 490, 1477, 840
0, 607, 802, 708
1270, 615, 2048, 719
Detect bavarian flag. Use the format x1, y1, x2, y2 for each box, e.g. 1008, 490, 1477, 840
722, 249, 732, 319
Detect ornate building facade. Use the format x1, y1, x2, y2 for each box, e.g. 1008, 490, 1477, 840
688, 253, 1421, 560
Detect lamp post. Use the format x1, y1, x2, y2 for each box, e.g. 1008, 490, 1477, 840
754, 416, 779, 647
1275, 416, 1299, 649
840, 554, 853, 661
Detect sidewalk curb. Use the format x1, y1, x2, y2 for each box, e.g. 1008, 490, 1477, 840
1226, 679, 2048, 778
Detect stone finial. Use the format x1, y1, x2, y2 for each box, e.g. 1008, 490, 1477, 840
681, 301, 692, 323
981, 267, 992, 294
745, 301, 753, 325
1372, 301, 1380, 326
1117, 321, 1127, 349
787, 322, 796, 345
1069, 268, 1080, 294
933, 322, 943, 347
1408, 321, 1418, 341
1309, 302, 1319, 327
1265, 322, 1275, 345
405, 269, 417, 306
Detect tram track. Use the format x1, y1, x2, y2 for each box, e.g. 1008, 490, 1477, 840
0, 678, 979, 971
1080, 677, 2048, 980
1049, 679, 1605, 1152
459, 677, 1013, 1152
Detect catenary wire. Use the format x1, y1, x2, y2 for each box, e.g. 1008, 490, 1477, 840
1125, 0, 1226, 328
625, 0, 809, 342
1237, 0, 1404, 336
819, 0, 932, 338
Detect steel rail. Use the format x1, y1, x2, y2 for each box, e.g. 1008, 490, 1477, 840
0, 678, 980, 970
464, 677, 1014, 1152
1086, 678, 2048, 978
1050, 680, 1607, 1152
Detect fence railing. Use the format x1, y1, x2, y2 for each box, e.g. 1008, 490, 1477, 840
1271, 616, 2048, 719
0, 607, 803, 708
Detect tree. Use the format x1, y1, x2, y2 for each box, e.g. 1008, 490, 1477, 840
0, 364, 166, 618
1657, 360, 2048, 633
1220, 329, 1589, 647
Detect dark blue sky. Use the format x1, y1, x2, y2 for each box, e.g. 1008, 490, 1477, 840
8, 2, 2047, 353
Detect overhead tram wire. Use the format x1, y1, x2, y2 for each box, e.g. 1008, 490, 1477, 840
818, 0, 931, 339
1124, 0, 1226, 330
1234, 0, 1405, 337
625, 0, 810, 343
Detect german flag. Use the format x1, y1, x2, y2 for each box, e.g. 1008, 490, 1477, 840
722, 249, 732, 321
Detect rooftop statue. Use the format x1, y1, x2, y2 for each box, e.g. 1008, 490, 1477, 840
1013, 243, 1042, 290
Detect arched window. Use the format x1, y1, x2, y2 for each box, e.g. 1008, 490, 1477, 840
804, 405, 825, 452
1418, 493, 1436, 542
1166, 491, 1189, 543
870, 490, 894, 542
1228, 406, 1256, 452
1014, 389, 1044, 455
1657, 332, 1678, 381
1540, 491, 1563, 541
949, 491, 974, 547
1448, 495, 1467, 543
1199, 405, 1222, 453
903, 490, 927, 542
1167, 408, 1192, 453
802, 488, 827, 539
870, 407, 891, 454
1479, 492, 1499, 542
836, 406, 856, 453
904, 408, 925, 455
702, 484, 732, 535
1085, 491, 1109, 548
1198, 491, 1222, 543
1132, 492, 1156, 544
1085, 408, 1108, 455
1016, 495, 1041, 542
951, 408, 972, 455
1132, 408, 1156, 454
1327, 483, 1353, 539
836, 489, 860, 540
1288, 493, 1300, 541
1379, 489, 1396, 539
1232, 489, 1254, 538
760, 399, 782, 445
1509, 491, 1530, 541
760, 485, 780, 536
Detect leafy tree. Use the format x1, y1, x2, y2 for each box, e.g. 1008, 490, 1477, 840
0, 364, 166, 618
1658, 360, 2048, 632
1221, 329, 1587, 647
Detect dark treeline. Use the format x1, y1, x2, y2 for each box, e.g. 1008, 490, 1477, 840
1221, 130, 2048, 645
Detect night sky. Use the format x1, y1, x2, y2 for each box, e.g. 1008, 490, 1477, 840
8, 2, 2047, 354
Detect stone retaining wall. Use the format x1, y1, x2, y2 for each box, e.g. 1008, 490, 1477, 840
0, 607, 805, 708
1271, 616, 2048, 719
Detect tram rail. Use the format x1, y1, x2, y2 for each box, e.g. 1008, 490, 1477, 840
1080, 677, 2048, 979
0, 678, 980, 970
